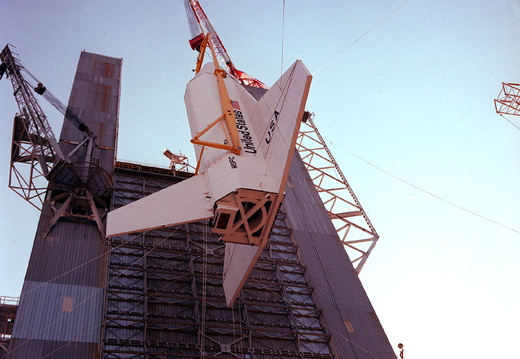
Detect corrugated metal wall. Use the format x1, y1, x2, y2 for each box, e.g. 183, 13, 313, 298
103, 154, 396, 358
60, 52, 121, 172
103, 165, 334, 358
7, 52, 121, 359
284, 153, 396, 359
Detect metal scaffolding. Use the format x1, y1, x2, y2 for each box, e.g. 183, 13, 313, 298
102, 163, 334, 358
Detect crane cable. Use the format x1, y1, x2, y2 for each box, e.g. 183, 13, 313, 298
499, 113, 520, 132
19, 65, 91, 135
331, 142, 520, 235
280, 0, 286, 76
200, 221, 209, 358
183, 0, 200, 39
313, 0, 412, 76
6, 229, 179, 359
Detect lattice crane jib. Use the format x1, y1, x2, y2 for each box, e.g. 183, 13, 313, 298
0, 45, 64, 209
184, 0, 268, 89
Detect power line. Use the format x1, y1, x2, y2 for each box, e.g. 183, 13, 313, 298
331, 142, 520, 235
313, 0, 412, 76
499, 113, 520, 132
280, 0, 286, 76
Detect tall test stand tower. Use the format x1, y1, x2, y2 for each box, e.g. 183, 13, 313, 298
1, 3, 395, 358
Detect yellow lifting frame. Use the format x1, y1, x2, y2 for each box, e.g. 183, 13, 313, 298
191, 33, 242, 172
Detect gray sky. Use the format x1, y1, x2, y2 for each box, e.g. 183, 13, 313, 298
1, 1, 519, 358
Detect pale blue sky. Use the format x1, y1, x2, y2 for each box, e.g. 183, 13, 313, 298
1, 1, 519, 358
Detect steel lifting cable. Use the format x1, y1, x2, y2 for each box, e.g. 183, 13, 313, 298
183, 0, 201, 39
16, 227, 202, 310
199, 220, 209, 358
231, 291, 238, 355
280, 0, 286, 76
12, 231, 146, 304
499, 113, 520, 131
313, 0, 412, 76
241, 215, 384, 358
331, 141, 520, 235
246, 275, 385, 359
19, 64, 91, 135
44, 228, 185, 358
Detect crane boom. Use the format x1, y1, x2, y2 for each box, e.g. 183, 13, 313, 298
0, 45, 64, 174
184, 0, 267, 89
1, 45, 93, 137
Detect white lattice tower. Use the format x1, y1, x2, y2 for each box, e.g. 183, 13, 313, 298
296, 114, 379, 273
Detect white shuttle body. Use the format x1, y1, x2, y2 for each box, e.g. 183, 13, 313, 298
107, 60, 312, 306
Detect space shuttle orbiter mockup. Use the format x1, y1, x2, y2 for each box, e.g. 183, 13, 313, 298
107, 59, 312, 306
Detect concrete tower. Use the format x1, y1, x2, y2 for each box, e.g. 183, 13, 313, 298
8, 52, 121, 358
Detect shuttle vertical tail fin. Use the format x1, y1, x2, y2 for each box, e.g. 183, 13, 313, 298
222, 60, 312, 306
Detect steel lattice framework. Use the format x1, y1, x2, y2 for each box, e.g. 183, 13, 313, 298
495, 82, 520, 116
102, 163, 334, 358
0, 296, 18, 352
0, 45, 63, 209
295, 114, 379, 273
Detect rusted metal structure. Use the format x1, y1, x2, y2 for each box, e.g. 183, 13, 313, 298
296, 114, 379, 273
0, 297, 18, 357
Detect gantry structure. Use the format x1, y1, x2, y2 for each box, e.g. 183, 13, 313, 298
104, 161, 335, 357
3, 50, 395, 358
102, 152, 393, 358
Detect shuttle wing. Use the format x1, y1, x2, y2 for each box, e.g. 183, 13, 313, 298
106, 173, 213, 237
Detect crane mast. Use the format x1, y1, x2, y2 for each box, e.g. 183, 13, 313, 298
0, 45, 65, 208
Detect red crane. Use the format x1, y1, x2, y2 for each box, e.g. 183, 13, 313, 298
184, 0, 268, 89
495, 82, 520, 117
